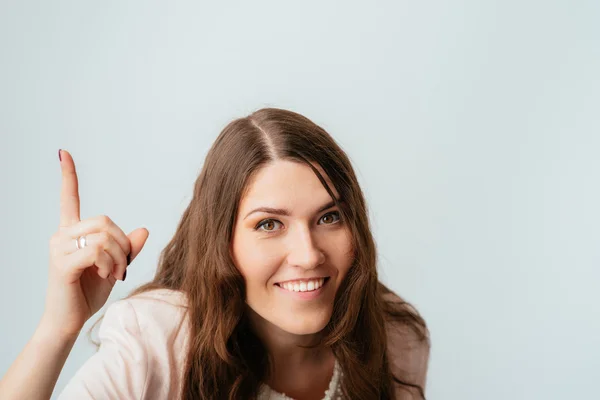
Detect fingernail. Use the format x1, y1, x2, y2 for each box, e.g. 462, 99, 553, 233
123, 270, 127, 281
127, 253, 131, 266
58, 149, 62, 162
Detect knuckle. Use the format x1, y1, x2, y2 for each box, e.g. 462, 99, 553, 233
94, 246, 104, 259
99, 214, 113, 226
49, 232, 61, 247
98, 231, 111, 243
56, 225, 70, 237
119, 252, 128, 266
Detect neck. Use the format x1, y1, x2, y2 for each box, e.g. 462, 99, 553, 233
246, 307, 331, 368
246, 308, 337, 396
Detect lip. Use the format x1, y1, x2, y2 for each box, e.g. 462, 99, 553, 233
275, 277, 330, 300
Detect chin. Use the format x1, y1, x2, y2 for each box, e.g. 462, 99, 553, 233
276, 312, 332, 335
246, 302, 335, 336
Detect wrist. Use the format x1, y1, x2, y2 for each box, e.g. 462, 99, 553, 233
37, 315, 81, 343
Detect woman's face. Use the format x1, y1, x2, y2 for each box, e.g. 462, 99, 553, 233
230, 160, 354, 335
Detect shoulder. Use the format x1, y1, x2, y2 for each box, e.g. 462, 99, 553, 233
381, 289, 431, 398
108, 289, 191, 396
104, 288, 190, 345
123, 287, 189, 309
119, 288, 189, 323
59, 289, 191, 399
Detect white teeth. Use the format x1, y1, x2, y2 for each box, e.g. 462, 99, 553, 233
278, 278, 326, 293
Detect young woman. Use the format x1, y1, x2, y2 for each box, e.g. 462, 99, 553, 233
0, 108, 430, 399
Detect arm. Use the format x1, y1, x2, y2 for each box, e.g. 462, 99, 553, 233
0, 300, 149, 400
0, 150, 149, 399
57, 300, 149, 399
0, 316, 79, 400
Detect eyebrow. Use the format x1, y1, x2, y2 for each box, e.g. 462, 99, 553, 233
243, 198, 341, 220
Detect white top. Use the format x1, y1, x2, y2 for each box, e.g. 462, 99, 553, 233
58, 288, 429, 399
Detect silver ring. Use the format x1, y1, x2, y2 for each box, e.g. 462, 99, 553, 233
75, 236, 87, 250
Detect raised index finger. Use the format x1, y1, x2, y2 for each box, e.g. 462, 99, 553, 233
58, 149, 81, 227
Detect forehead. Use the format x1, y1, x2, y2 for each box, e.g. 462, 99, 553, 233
239, 160, 339, 209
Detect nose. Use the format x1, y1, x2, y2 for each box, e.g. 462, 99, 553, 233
286, 226, 326, 270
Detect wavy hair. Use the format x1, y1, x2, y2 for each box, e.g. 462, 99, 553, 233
91, 107, 429, 399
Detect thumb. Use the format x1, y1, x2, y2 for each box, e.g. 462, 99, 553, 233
127, 227, 149, 265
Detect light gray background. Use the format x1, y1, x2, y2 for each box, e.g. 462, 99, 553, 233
1, 1, 598, 399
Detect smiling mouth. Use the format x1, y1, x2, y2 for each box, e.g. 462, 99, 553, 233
275, 277, 330, 293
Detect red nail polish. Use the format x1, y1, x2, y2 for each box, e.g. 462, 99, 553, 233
58, 149, 62, 162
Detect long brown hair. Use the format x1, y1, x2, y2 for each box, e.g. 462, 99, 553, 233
91, 107, 429, 399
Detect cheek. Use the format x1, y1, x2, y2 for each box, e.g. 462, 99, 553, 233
232, 237, 282, 286
330, 228, 355, 273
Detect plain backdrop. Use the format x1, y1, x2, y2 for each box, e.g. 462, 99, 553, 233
1, 1, 599, 399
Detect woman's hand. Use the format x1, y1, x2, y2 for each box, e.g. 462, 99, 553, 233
42, 149, 149, 337
0, 149, 150, 400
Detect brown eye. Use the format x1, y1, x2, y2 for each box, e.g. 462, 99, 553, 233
263, 221, 275, 231
319, 211, 340, 225
255, 219, 282, 232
